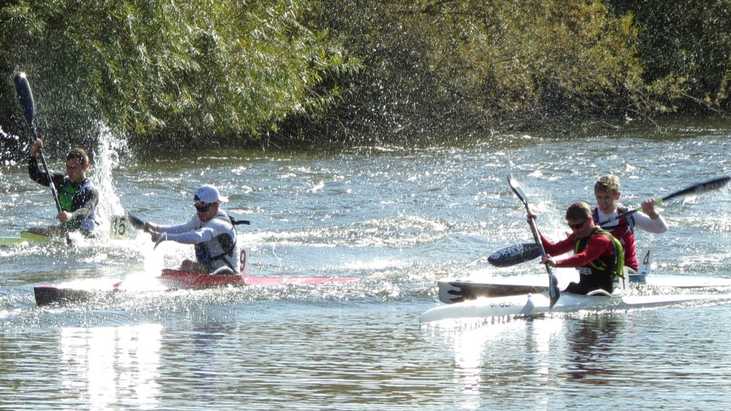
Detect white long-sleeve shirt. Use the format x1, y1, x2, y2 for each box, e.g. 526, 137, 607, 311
157, 213, 231, 243
595, 206, 668, 234
157, 210, 239, 272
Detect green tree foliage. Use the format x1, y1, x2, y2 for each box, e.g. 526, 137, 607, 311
419, 0, 644, 117
1, 0, 730, 154
608, 0, 731, 113
0, 0, 356, 151
296, 0, 468, 144
310, 0, 730, 138
324, 0, 646, 133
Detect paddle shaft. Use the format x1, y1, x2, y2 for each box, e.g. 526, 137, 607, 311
125, 213, 167, 248
601, 175, 730, 227
526, 217, 561, 307
126, 213, 148, 231
508, 176, 560, 307
522, 207, 556, 284
34, 141, 63, 214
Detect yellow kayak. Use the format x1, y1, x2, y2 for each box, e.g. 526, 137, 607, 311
0, 231, 52, 246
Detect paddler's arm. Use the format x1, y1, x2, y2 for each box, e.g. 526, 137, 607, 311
151, 216, 199, 234
528, 212, 576, 255
634, 199, 668, 233
60, 186, 99, 223
163, 227, 215, 244
539, 232, 575, 256
28, 138, 63, 187
551, 235, 612, 268
147, 217, 204, 242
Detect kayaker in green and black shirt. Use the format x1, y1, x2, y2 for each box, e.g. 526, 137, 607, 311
28, 137, 99, 237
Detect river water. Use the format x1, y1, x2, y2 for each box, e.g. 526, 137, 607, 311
0, 128, 730, 410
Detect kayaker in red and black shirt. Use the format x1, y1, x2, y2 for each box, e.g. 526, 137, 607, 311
28, 137, 99, 236
539, 201, 625, 295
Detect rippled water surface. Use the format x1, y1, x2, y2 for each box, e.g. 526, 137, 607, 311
1, 129, 730, 410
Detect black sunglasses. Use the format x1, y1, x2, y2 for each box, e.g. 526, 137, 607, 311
194, 202, 212, 212
567, 220, 586, 230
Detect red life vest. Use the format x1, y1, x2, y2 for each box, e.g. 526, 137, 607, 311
593, 207, 638, 271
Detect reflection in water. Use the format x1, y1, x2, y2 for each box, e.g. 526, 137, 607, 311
451, 323, 506, 410
427, 315, 566, 410
60, 324, 161, 410
185, 322, 238, 406
521, 316, 564, 409
562, 314, 623, 383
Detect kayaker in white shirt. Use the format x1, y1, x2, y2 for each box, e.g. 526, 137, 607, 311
593, 175, 668, 272
145, 185, 239, 274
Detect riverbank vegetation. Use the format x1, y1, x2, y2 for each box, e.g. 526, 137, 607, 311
1, 0, 729, 157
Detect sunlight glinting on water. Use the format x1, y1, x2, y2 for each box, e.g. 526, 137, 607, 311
60, 324, 161, 410
1, 131, 730, 410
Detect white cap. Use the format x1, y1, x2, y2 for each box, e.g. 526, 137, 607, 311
194, 184, 228, 203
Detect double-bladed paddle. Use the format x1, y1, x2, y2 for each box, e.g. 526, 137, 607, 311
599, 175, 730, 228
507, 175, 560, 308
14, 72, 73, 245
14, 72, 63, 214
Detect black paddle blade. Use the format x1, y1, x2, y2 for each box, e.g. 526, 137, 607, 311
661, 176, 731, 203
126, 213, 147, 230
13, 72, 35, 128
488, 243, 542, 267
34, 286, 93, 306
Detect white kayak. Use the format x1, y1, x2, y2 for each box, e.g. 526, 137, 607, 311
421, 291, 731, 323
437, 275, 731, 304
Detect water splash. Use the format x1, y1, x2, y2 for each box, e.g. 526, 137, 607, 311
90, 123, 129, 240
0, 126, 21, 167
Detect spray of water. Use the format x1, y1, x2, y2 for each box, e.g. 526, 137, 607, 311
87, 123, 169, 276
89, 123, 129, 240
0, 126, 20, 167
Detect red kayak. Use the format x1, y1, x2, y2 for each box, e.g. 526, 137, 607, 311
34, 270, 359, 306
160, 269, 246, 289
159, 269, 358, 289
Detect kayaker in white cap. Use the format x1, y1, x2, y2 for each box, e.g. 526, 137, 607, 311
144, 184, 239, 274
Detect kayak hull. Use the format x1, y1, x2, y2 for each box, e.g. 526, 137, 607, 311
437, 274, 731, 304
34, 286, 97, 306
439, 280, 547, 303
160, 269, 245, 289
34, 270, 358, 306
421, 291, 731, 323
0, 231, 52, 246
1, 215, 134, 247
